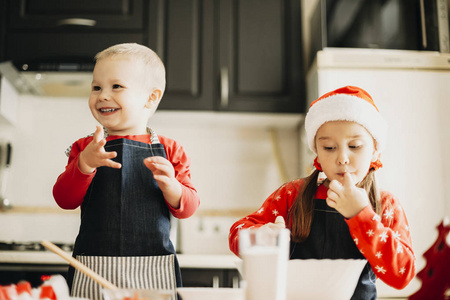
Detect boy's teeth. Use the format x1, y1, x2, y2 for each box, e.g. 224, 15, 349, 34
100, 108, 118, 112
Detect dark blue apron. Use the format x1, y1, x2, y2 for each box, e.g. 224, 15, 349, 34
289, 198, 377, 300
67, 135, 180, 300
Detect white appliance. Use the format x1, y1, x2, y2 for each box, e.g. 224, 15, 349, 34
306, 48, 450, 298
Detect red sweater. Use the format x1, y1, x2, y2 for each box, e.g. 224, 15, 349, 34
53, 134, 200, 219
229, 179, 415, 289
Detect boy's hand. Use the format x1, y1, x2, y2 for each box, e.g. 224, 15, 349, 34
326, 172, 369, 219
144, 156, 182, 208
78, 126, 121, 174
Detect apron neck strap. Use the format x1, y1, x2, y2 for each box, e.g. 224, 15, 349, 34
147, 127, 161, 144
103, 127, 160, 144
65, 127, 161, 157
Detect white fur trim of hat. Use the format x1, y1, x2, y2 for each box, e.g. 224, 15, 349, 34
305, 86, 387, 154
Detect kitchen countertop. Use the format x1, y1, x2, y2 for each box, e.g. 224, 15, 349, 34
0, 251, 414, 300
0, 251, 240, 269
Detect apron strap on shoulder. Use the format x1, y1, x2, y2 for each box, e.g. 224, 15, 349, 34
147, 127, 161, 144
65, 127, 161, 157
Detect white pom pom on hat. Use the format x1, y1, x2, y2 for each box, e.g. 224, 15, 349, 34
305, 86, 387, 154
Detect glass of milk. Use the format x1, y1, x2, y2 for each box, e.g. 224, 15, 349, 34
239, 227, 290, 300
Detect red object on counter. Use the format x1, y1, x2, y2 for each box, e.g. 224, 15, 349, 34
40, 286, 56, 300
0, 286, 10, 300
0, 285, 16, 300
409, 219, 450, 300
16, 281, 32, 296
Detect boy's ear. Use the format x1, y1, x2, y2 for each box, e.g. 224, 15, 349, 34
145, 89, 162, 108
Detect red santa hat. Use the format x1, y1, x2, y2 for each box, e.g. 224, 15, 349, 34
305, 86, 387, 155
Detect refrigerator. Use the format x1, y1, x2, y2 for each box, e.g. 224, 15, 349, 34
305, 48, 450, 298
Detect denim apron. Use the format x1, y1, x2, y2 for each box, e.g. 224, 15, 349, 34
289, 197, 377, 300
68, 130, 180, 300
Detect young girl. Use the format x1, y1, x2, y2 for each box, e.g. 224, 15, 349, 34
229, 86, 415, 299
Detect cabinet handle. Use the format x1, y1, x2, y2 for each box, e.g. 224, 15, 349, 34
56, 18, 97, 27
212, 275, 220, 288
232, 276, 239, 288
220, 67, 229, 108
419, 0, 427, 48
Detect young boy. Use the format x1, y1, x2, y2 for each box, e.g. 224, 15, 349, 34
53, 43, 200, 300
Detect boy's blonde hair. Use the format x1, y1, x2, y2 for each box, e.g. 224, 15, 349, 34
94, 43, 166, 95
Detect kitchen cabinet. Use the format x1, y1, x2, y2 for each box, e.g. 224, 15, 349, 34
7, 0, 143, 30
0, 0, 305, 113
0, 0, 5, 62
1, 0, 154, 69
180, 268, 240, 288
155, 0, 305, 113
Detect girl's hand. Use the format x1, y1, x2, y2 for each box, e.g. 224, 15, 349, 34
257, 216, 288, 245
260, 216, 286, 231
78, 126, 121, 174
326, 172, 369, 218
144, 156, 182, 208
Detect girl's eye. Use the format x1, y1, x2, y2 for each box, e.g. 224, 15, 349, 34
350, 145, 362, 149
113, 84, 123, 89
92, 86, 101, 91
323, 146, 335, 151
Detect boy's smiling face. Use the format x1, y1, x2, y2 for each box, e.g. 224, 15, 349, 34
89, 56, 158, 136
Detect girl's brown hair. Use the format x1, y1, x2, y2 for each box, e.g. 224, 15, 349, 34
288, 169, 382, 243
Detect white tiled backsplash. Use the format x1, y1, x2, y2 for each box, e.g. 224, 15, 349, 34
0, 212, 80, 244
178, 216, 238, 255
0, 95, 302, 252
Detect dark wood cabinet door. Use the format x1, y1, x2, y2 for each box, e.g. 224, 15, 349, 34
1, 0, 159, 69
217, 0, 304, 113
7, 0, 144, 30
158, 0, 304, 113
5, 32, 144, 64
180, 268, 226, 287
180, 268, 241, 288
0, 0, 6, 62
158, 0, 215, 110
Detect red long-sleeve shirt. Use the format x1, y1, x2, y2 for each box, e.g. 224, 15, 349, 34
53, 134, 200, 219
229, 179, 415, 290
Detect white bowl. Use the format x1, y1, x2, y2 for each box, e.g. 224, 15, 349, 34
238, 257, 366, 300
286, 259, 367, 300
176, 288, 245, 300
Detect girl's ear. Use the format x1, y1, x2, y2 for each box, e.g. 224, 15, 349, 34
371, 149, 381, 162
145, 89, 162, 108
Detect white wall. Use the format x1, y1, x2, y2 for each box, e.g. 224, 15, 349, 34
0, 95, 301, 246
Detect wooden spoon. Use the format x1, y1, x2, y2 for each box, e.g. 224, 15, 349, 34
41, 240, 118, 291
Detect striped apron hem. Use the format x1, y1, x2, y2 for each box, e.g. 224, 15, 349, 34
71, 255, 176, 300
